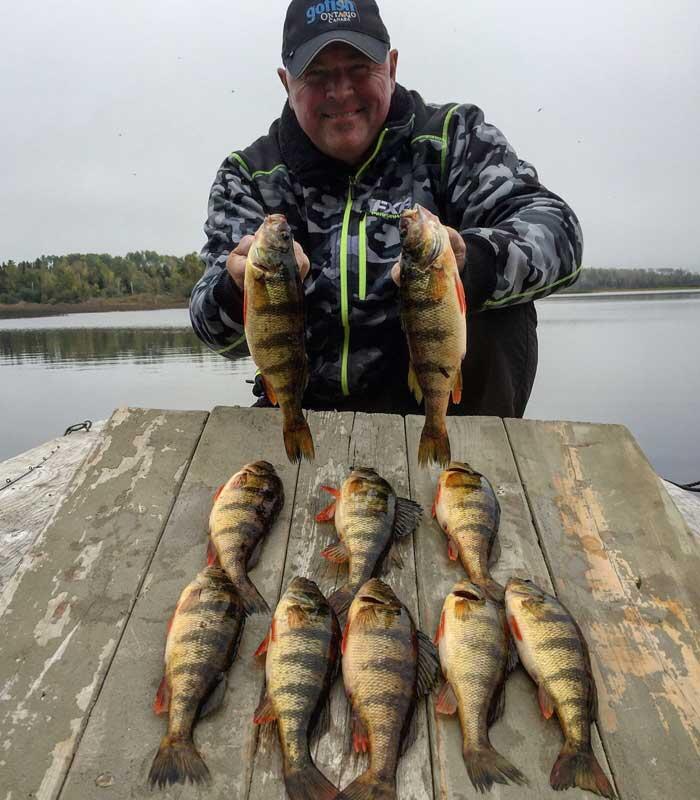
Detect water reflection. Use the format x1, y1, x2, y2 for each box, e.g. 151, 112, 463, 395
0, 326, 249, 367
1, 299, 698, 486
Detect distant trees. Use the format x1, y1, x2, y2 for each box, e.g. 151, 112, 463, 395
569, 267, 700, 293
0, 252, 204, 305
0, 254, 698, 307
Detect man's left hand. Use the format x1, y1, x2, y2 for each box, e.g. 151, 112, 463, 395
391, 226, 466, 285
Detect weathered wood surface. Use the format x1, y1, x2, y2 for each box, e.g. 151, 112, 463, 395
2, 408, 699, 800
661, 479, 700, 539
505, 419, 700, 800
406, 415, 612, 799
0, 422, 105, 590
246, 412, 433, 800
0, 407, 207, 800
60, 407, 300, 800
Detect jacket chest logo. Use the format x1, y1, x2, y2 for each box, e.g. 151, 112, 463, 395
367, 197, 412, 217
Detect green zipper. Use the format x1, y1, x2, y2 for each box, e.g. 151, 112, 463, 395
338, 129, 389, 396
358, 214, 367, 301
339, 186, 354, 395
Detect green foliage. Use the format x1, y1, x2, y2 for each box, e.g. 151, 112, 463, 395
569, 267, 700, 293
0, 255, 698, 307
0, 252, 204, 305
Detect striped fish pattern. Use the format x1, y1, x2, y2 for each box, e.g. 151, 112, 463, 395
208, 461, 284, 614
433, 462, 504, 600
505, 578, 616, 798
316, 468, 423, 619
253, 577, 340, 800
149, 566, 246, 788
341, 579, 439, 800
435, 580, 527, 792
244, 214, 314, 462
399, 205, 466, 466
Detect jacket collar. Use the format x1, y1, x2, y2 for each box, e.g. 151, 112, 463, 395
278, 83, 415, 189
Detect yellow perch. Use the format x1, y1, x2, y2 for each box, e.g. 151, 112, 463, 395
433, 462, 503, 600
435, 580, 527, 792
253, 576, 340, 800
399, 205, 466, 466
208, 461, 284, 614
149, 566, 246, 788
244, 214, 314, 462
505, 578, 616, 798
341, 579, 439, 800
315, 467, 422, 618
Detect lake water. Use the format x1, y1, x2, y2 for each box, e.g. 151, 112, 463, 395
1, 297, 698, 484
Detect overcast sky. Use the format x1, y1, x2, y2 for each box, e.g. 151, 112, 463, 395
1, 0, 698, 269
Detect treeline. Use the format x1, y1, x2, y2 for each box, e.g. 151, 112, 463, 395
0, 252, 203, 305
569, 267, 700, 293
1, 254, 698, 306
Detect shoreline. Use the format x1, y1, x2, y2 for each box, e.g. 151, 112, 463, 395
0, 296, 189, 319
1, 286, 699, 320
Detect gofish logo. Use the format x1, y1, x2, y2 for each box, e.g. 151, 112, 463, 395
306, 0, 358, 25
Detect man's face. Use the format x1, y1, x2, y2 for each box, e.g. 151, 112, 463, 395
278, 43, 398, 166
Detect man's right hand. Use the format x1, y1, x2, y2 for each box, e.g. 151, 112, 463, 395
226, 232, 310, 290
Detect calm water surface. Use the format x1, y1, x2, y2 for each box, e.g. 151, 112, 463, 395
1, 298, 698, 483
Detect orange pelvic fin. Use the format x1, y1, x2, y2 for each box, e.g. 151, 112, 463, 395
153, 675, 170, 715
433, 610, 446, 644
436, 680, 458, 715
447, 537, 459, 561
206, 538, 219, 567
538, 685, 555, 720
451, 367, 462, 405
254, 618, 276, 658
253, 692, 276, 725
320, 541, 348, 563
316, 500, 337, 522
261, 375, 278, 406
508, 614, 523, 641
454, 272, 466, 315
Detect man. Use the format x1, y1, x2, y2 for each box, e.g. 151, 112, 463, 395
190, 0, 582, 417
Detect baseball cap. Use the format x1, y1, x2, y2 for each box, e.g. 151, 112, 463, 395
282, 0, 390, 79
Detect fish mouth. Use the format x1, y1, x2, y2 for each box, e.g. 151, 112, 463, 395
357, 579, 400, 608
451, 580, 484, 602
257, 215, 293, 254
245, 460, 277, 475
446, 461, 476, 474
453, 589, 483, 601
506, 577, 540, 597
286, 576, 321, 607
399, 205, 442, 262
351, 466, 379, 478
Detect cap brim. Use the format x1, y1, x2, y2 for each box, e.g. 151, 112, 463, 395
286, 31, 389, 78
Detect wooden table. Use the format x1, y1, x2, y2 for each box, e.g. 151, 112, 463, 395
1, 406, 698, 800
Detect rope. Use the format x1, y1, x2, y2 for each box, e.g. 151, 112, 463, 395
0, 446, 61, 492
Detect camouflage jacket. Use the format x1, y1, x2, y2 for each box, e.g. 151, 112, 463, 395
190, 85, 582, 407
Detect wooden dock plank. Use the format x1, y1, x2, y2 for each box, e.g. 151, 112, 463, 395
247, 411, 433, 800
58, 406, 300, 800
0, 407, 207, 800
505, 419, 700, 800
334, 413, 433, 800
0, 423, 105, 591
246, 409, 354, 800
405, 415, 614, 799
